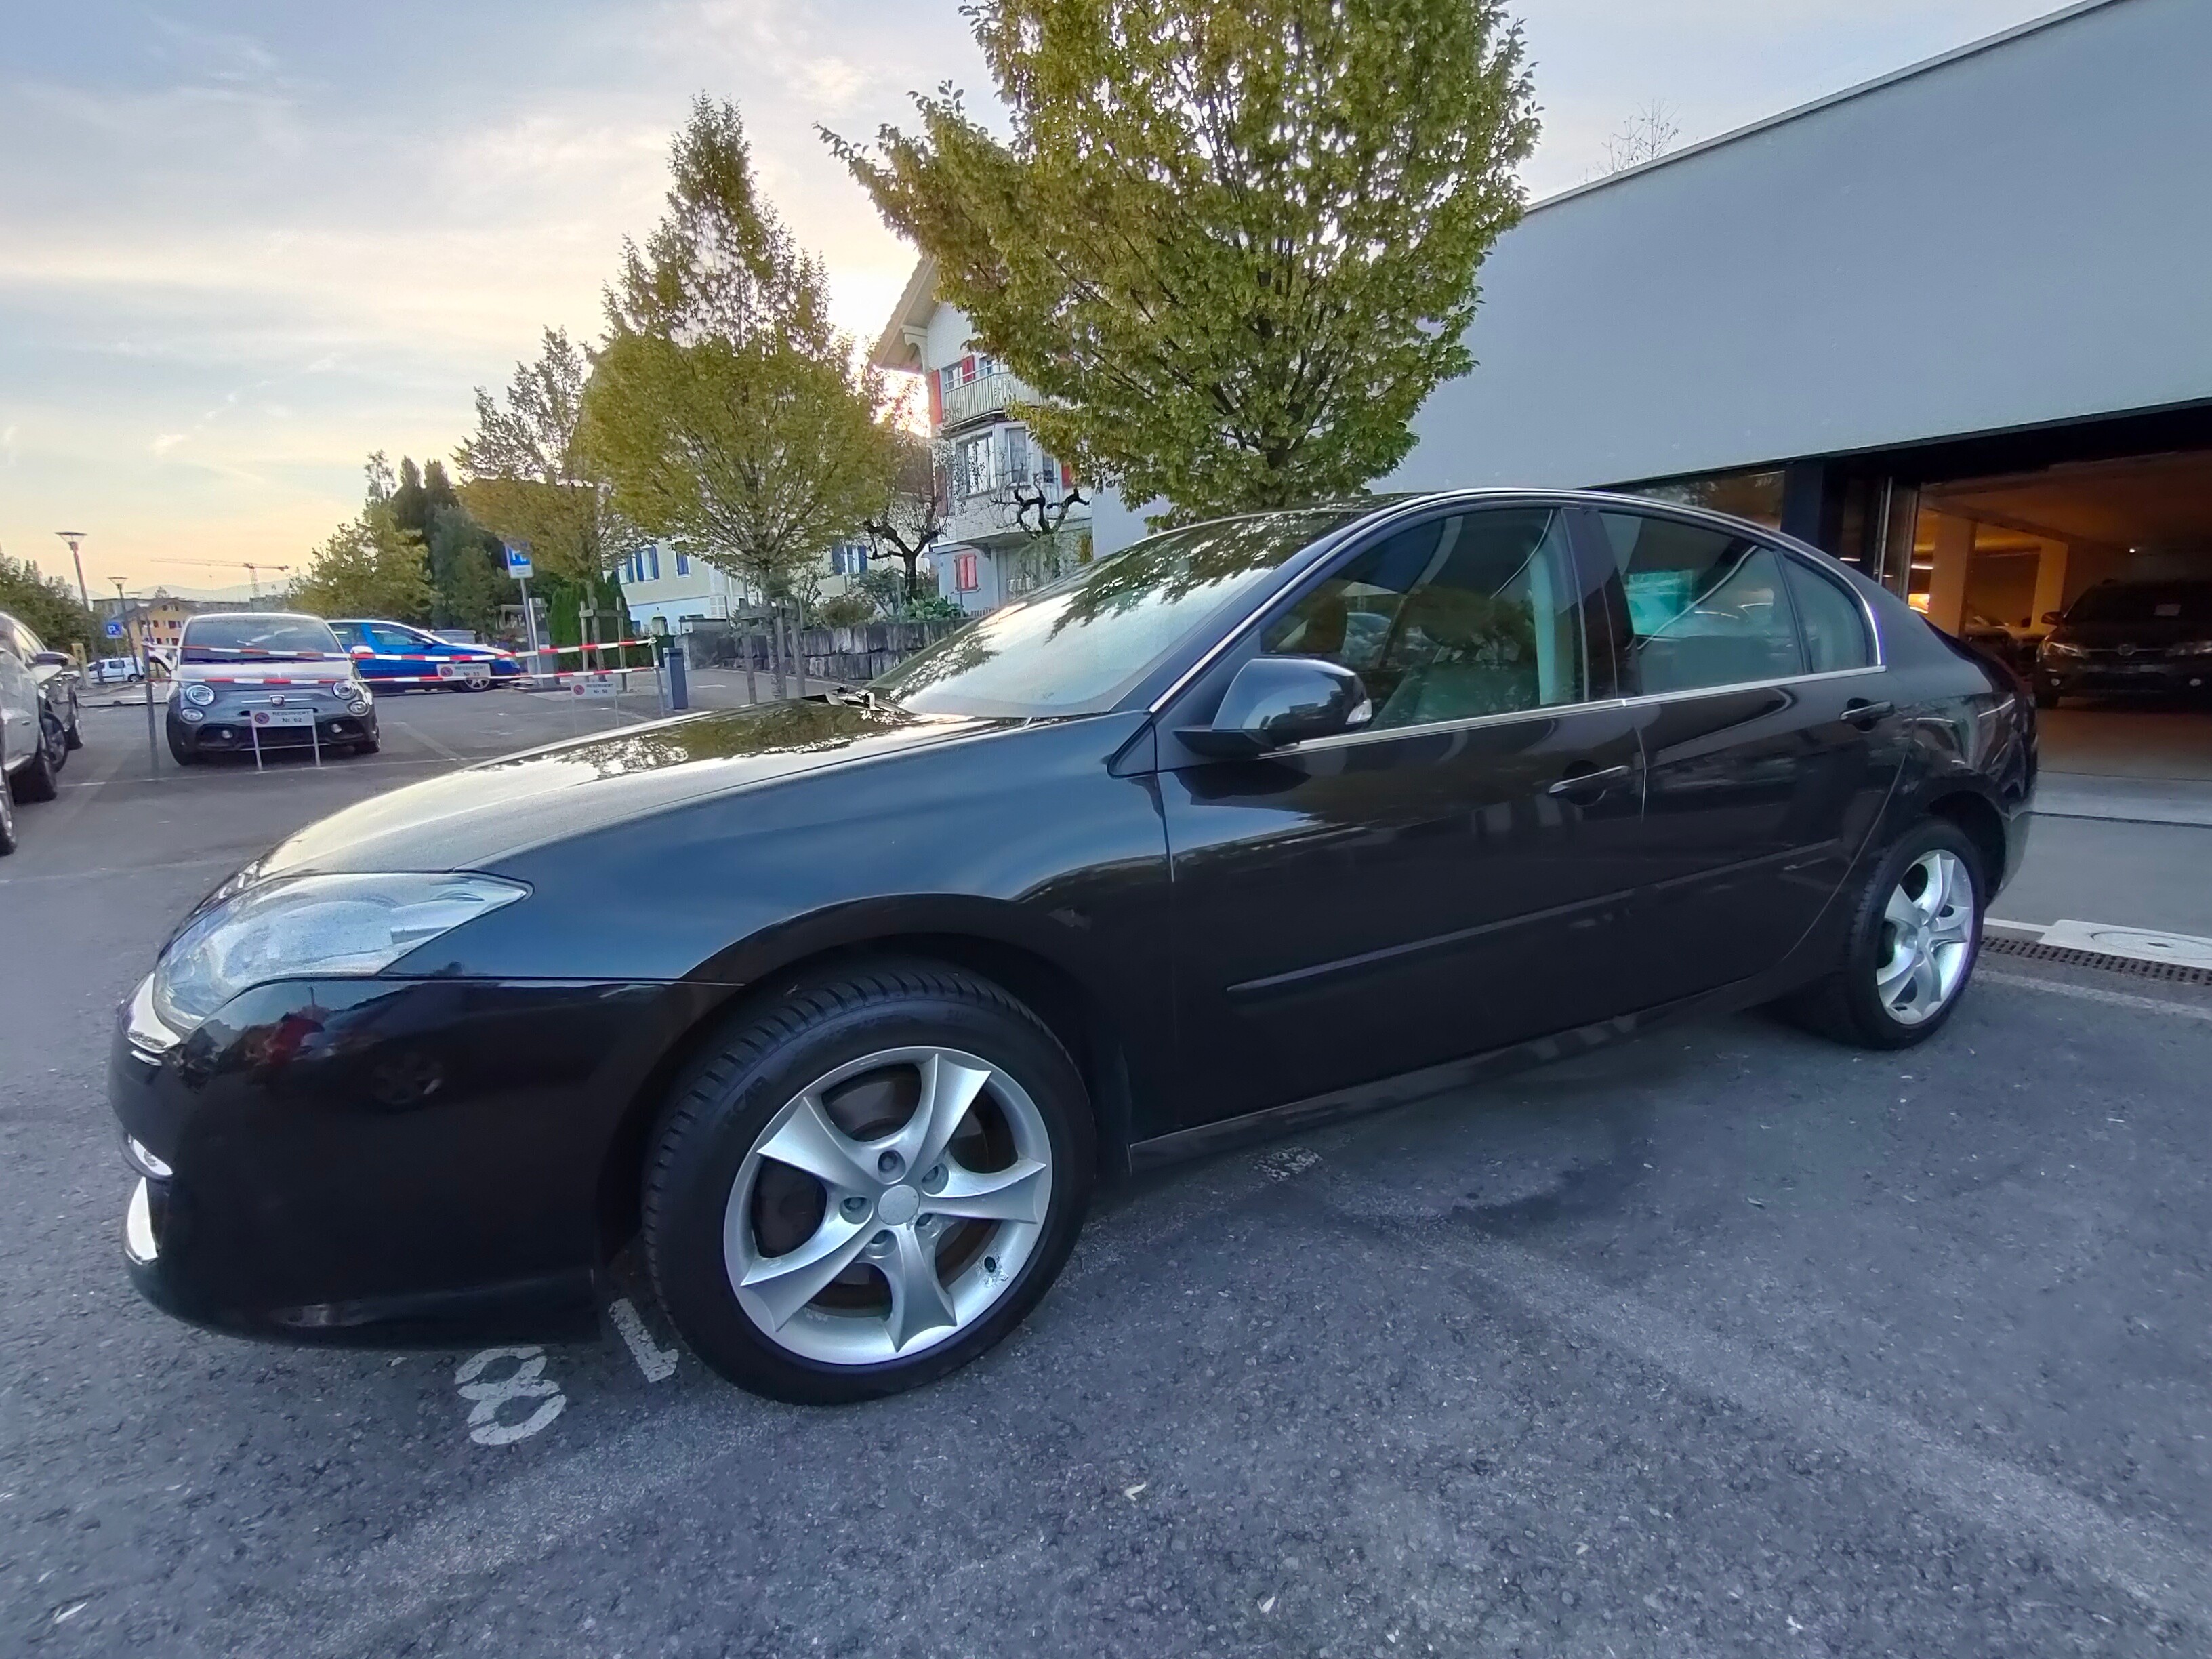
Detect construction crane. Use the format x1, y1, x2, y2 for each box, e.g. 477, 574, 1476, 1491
147, 558, 295, 599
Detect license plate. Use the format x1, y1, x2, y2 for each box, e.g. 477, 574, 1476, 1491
250, 708, 318, 729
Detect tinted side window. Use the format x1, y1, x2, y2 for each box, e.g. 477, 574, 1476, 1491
366, 624, 419, 652
1262, 509, 1586, 727
1783, 558, 1872, 672
1597, 512, 1804, 695
328, 624, 363, 649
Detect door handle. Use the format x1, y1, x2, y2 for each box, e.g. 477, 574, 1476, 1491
1843, 699, 1895, 729
1547, 762, 1635, 800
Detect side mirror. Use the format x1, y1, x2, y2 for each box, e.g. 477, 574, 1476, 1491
2040, 611, 2062, 626
351, 644, 374, 657
1178, 656, 1372, 759
30, 650, 70, 668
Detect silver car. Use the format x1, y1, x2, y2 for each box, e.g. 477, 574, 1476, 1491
166, 613, 379, 766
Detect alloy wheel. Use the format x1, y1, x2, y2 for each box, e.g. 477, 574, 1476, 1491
1874, 849, 1975, 1025
722, 1046, 1053, 1366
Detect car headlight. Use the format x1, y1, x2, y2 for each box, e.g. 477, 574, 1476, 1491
150, 873, 529, 1033
182, 681, 216, 706
337, 679, 371, 706
2040, 640, 2085, 659
2168, 640, 2212, 658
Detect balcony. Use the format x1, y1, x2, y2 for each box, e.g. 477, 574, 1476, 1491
939, 369, 1038, 430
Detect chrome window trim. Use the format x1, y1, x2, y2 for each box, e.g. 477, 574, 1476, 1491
1273, 665, 1890, 756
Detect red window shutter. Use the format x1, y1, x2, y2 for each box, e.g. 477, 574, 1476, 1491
960, 354, 976, 384
1061, 462, 1074, 489
926, 369, 943, 428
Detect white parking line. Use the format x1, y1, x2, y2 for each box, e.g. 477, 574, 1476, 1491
609, 1298, 679, 1382
1391, 1225, 2212, 1633
1982, 969, 2212, 1023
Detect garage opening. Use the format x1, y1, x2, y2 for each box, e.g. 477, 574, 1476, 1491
1910, 446, 2212, 801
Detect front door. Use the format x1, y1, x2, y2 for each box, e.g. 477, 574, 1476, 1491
0, 619, 38, 766
1581, 507, 1906, 996
1156, 504, 1648, 1129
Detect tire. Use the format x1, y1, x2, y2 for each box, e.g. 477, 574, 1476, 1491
40, 705, 68, 776
11, 716, 60, 802
0, 767, 17, 855
352, 736, 380, 755
62, 696, 83, 751
2032, 678, 2060, 710
642, 960, 1095, 1404
1782, 818, 1985, 1050
167, 729, 200, 766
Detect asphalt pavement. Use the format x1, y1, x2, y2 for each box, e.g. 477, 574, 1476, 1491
5, 691, 2211, 1656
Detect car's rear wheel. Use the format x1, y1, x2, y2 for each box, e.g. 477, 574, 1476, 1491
12, 716, 60, 802
1783, 819, 1983, 1049
642, 962, 1094, 1404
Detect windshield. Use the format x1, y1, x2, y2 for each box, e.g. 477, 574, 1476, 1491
872, 510, 1364, 718
2066, 582, 2212, 626
179, 615, 346, 662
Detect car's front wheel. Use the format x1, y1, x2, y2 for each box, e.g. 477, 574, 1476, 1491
643, 962, 1094, 1403
1784, 819, 1984, 1049
0, 769, 17, 855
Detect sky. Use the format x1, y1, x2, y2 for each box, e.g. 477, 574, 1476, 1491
0, 0, 2071, 598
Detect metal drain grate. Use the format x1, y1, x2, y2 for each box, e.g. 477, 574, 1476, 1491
1984, 934, 2212, 987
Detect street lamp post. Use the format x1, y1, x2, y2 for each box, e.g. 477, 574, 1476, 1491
56, 531, 91, 615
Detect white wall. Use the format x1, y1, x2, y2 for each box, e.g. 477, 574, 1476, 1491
1386, 0, 2212, 493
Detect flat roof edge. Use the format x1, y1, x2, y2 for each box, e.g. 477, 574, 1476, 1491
1525, 0, 2130, 215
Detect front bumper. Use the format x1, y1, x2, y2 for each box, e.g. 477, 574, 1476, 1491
169, 704, 377, 754
2041, 657, 2212, 695
110, 971, 723, 1344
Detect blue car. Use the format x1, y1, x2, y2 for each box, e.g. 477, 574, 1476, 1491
326, 620, 523, 691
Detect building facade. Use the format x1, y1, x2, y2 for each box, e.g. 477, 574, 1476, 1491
614, 539, 876, 633
1087, 0, 2212, 656
872, 258, 1094, 615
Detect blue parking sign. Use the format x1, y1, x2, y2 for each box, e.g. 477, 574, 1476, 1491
504, 543, 534, 579
104, 619, 125, 638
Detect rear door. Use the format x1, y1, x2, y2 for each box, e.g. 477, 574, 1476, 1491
1156, 503, 1649, 1128
1581, 506, 1906, 996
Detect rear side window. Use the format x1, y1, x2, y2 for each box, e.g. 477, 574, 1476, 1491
1597, 512, 1804, 694
1783, 558, 1873, 672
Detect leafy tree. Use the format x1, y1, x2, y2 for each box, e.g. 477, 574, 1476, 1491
455, 329, 631, 585
863, 432, 951, 602
388, 457, 462, 539
831, 0, 1538, 524
426, 503, 515, 634
291, 499, 436, 622
578, 98, 899, 612
0, 554, 99, 657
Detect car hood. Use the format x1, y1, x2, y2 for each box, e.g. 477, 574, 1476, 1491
176, 659, 358, 684
245, 699, 1008, 880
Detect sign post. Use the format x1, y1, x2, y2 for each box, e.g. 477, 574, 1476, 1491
504, 544, 541, 681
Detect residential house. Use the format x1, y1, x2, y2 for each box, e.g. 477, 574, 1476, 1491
872, 257, 1094, 615
615, 538, 878, 633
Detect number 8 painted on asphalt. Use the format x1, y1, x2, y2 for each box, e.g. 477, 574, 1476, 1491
455, 1346, 566, 1446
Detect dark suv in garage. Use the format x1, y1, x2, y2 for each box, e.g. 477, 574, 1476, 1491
2034, 579, 2212, 707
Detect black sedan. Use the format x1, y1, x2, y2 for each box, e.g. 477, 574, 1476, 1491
110, 491, 2034, 1402
2032, 578, 2212, 706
